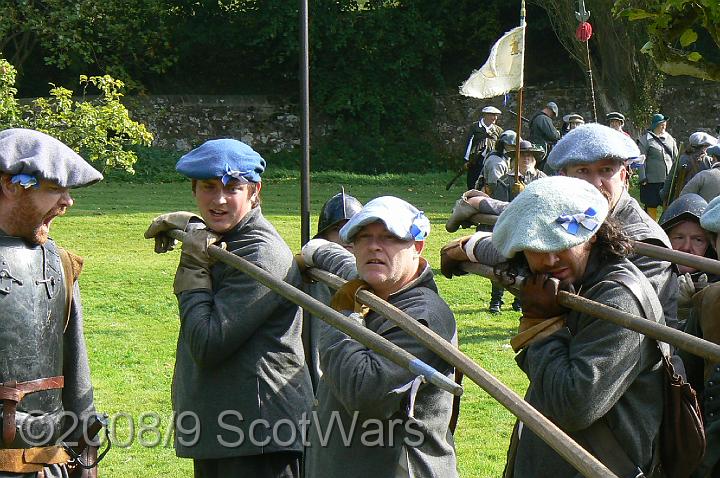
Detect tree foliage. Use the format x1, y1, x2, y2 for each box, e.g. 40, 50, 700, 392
614, 0, 720, 81
0, 0, 175, 88
0, 59, 153, 172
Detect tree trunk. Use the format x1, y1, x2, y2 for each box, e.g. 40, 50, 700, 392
529, 0, 665, 136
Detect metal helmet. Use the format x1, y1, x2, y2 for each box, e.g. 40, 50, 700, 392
499, 130, 517, 147
659, 193, 708, 233
316, 187, 363, 238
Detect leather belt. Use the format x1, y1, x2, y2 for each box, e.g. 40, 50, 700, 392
0, 376, 64, 446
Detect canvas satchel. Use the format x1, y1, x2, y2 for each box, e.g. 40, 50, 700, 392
658, 352, 705, 478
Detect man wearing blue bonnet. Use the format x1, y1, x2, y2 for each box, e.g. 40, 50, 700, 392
144, 138, 312, 478
487, 177, 663, 476
0, 128, 104, 477
300, 196, 459, 478
444, 123, 679, 328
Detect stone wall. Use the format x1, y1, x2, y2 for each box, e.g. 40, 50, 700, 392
122, 82, 720, 160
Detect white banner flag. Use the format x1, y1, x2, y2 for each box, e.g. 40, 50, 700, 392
459, 25, 525, 99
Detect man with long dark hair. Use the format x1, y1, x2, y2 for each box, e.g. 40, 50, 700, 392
446, 176, 664, 476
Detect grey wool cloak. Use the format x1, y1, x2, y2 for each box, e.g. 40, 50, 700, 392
303, 242, 459, 478
172, 207, 313, 459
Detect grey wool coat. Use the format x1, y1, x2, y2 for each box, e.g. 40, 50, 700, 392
303, 242, 459, 478
680, 163, 720, 203
637, 131, 678, 184
512, 252, 664, 477
172, 207, 313, 459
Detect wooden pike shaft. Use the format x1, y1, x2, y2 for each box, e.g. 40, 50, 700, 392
461, 262, 720, 362
468, 212, 720, 276
167, 230, 461, 396
306, 267, 617, 478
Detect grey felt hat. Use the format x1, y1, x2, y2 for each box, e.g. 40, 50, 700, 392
606, 112, 625, 123
492, 176, 609, 257
688, 132, 717, 148
0, 128, 103, 188
339, 196, 430, 243
547, 123, 642, 170
701, 196, 720, 233
546, 102, 559, 116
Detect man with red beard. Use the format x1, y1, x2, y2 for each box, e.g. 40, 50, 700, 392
0, 128, 104, 477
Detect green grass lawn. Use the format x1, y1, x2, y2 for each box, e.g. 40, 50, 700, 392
51, 171, 529, 477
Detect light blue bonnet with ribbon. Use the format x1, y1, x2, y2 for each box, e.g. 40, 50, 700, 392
340, 196, 431, 242
547, 123, 644, 171
493, 176, 609, 257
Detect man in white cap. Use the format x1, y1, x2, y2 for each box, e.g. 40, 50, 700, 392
605, 111, 629, 136
661, 131, 717, 204
301, 196, 458, 478
463, 106, 503, 190
0, 128, 105, 476
528, 101, 561, 167
484, 176, 663, 477
443, 123, 679, 328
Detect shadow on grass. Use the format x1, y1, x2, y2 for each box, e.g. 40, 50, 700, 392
460, 324, 515, 344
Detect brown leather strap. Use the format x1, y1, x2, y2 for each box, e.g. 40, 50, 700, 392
0, 446, 71, 473
1, 376, 64, 446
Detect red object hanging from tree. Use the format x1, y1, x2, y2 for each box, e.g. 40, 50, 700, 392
575, 22, 593, 42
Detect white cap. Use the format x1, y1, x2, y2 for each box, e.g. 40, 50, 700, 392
689, 132, 717, 148
482, 106, 502, 115
340, 196, 431, 243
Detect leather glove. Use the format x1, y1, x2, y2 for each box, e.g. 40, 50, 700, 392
173, 229, 224, 294
293, 253, 314, 283
518, 273, 571, 319
145, 211, 204, 253
330, 279, 371, 318
678, 272, 707, 306
440, 235, 473, 278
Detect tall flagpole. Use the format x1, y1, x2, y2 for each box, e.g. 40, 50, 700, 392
300, 0, 311, 246
512, 0, 527, 197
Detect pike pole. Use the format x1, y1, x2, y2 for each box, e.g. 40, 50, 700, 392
166, 230, 461, 396
469, 212, 720, 276
460, 262, 720, 363
305, 267, 618, 478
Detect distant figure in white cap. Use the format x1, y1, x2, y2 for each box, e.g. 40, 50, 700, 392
446, 176, 664, 476
560, 113, 584, 136
605, 111, 629, 136
661, 131, 718, 204
0, 128, 105, 476
637, 113, 678, 219
463, 105, 503, 190
301, 196, 459, 478
528, 101, 561, 168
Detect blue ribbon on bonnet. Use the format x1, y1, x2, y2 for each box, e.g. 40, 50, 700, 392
11, 174, 39, 189
556, 207, 599, 235
409, 212, 430, 241
221, 164, 252, 186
